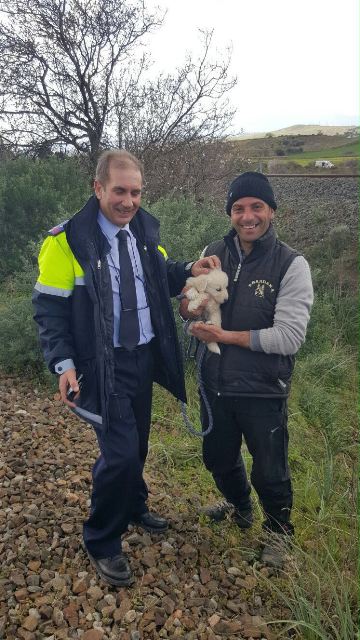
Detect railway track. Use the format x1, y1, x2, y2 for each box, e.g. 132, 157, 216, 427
266, 174, 359, 178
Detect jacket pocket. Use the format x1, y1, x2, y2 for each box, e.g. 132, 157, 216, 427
76, 358, 101, 415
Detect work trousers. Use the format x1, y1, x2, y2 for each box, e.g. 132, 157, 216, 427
201, 393, 293, 533
83, 342, 154, 558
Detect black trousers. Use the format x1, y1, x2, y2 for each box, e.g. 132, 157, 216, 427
83, 342, 154, 558
201, 393, 293, 533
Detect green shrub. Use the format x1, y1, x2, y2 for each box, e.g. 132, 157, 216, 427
151, 195, 229, 260
328, 224, 351, 258
0, 296, 44, 374
0, 256, 46, 376
299, 290, 357, 356
0, 156, 90, 281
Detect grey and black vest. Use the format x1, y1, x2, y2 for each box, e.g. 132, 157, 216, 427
202, 224, 299, 397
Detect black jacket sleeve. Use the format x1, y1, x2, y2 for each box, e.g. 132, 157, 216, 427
165, 258, 190, 297
32, 290, 76, 373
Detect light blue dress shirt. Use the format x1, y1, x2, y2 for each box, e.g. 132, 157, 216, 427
97, 210, 155, 347
54, 211, 155, 374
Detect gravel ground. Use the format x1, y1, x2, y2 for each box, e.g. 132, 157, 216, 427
271, 176, 358, 250
0, 374, 284, 640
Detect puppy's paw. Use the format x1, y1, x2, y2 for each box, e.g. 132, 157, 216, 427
186, 290, 198, 302
207, 342, 220, 355
188, 300, 201, 312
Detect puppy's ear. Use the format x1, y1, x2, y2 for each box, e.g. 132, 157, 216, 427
185, 277, 196, 289
193, 275, 208, 292
186, 275, 208, 292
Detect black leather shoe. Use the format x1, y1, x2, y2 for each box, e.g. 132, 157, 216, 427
86, 550, 134, 586
131, 511, 168, 533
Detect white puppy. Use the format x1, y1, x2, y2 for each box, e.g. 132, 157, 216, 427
185, 268, 229, 354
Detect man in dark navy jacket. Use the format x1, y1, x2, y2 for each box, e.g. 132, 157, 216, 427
181, 172, 313, 568
33, 149, 219, 586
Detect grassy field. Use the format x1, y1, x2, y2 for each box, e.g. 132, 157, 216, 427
147, 231, 358, 639
231, 135, 359, 169
232, 134, 358, 153
149, 311, 358, 638
283, 157, 358, 167
288, 141, 358, 160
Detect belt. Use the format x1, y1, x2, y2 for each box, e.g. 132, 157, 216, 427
115, 340, 154, 353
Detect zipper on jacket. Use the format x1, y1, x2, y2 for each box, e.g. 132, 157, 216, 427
90, 255, 112, 430
234, 262, 241, 282
88, 240, 112, 363
152, 246, 172, 339
218, 256, 244, 392
90, 260, 107, 356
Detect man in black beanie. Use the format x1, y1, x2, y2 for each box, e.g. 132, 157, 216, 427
180, 171, 313, 567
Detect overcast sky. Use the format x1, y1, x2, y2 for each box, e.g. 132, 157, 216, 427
146, 0, 359, 134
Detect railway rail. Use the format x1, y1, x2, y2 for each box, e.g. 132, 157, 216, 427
265, 174, 359, 178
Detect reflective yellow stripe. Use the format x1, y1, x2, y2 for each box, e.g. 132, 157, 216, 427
37, 233, 84, 291
34, 282, 73, 297
158, 244, 168, 259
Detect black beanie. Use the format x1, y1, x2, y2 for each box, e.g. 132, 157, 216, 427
226, 171, 277, 215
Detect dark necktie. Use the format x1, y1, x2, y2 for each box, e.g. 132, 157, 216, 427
117, 230, 140, 350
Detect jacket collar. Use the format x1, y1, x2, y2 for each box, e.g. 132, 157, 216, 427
129, 205, 160, 246
224, 223, 277, 261
65, 195, 160, 262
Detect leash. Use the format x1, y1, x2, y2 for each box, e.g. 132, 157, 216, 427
179, 318, 214, 438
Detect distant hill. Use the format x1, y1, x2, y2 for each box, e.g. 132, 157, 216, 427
227, 129, 359, 168
232, 124, 359, 140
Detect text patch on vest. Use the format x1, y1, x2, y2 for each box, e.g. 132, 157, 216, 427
248, 279, 275, 298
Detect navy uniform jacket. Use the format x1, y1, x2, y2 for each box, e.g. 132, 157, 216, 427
33, 196, 188, 430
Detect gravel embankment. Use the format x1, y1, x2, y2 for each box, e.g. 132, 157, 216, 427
0, 375, 280, 640
271, 176, 358, 249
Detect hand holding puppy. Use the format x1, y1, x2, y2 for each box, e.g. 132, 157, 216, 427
184, 268, 228, 354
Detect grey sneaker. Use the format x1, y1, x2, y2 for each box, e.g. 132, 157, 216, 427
203, 501, 253, 529
260, 535, 290, 569
233, 508, 253, 529
203, 500, 233, 522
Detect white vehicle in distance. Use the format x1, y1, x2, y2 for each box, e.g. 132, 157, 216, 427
315, 160, 335, 168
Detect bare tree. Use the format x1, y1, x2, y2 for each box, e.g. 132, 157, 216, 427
0, 1, 236, 169
142, 138, 252, 205
0, 0, 161, 163
116, 30, 235, 156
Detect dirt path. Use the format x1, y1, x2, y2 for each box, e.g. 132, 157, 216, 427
0, 375, 279, 640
